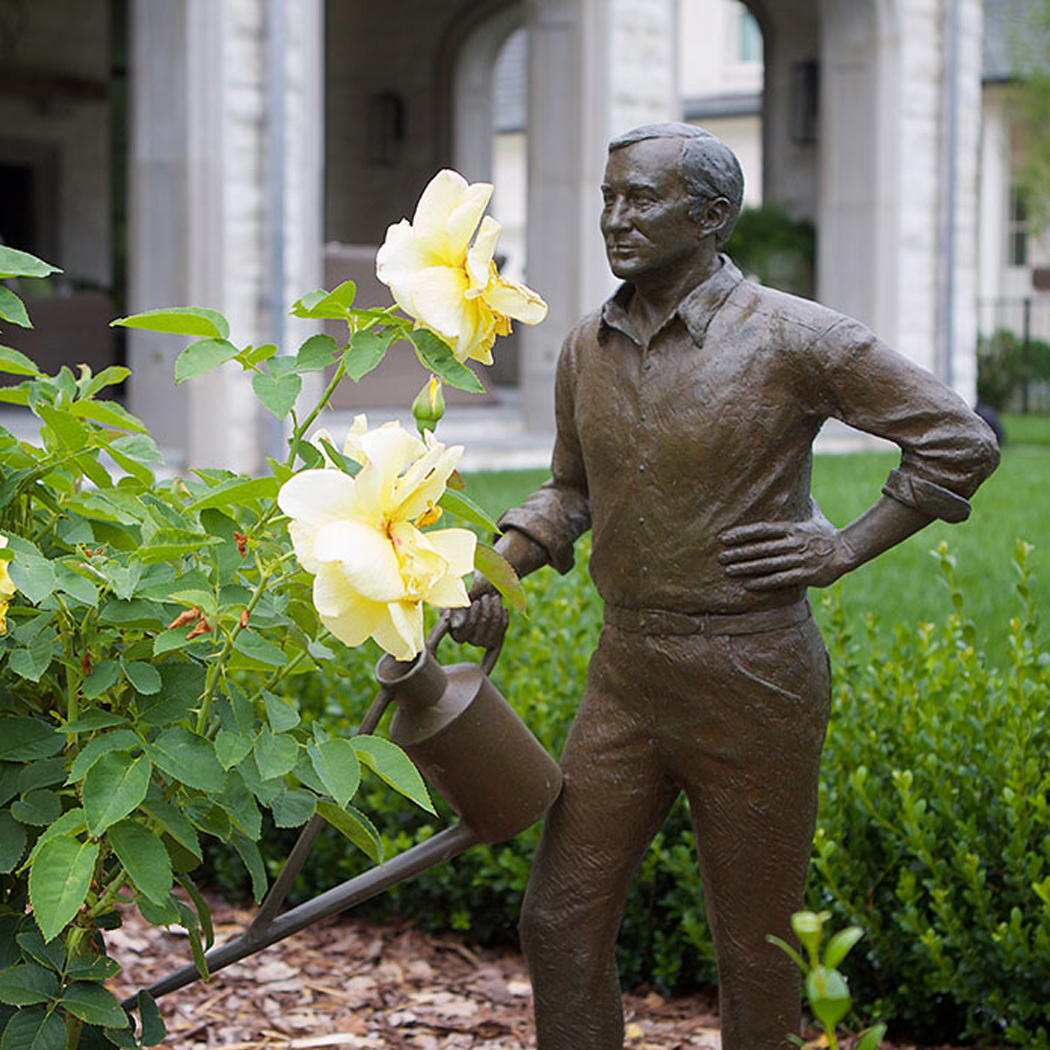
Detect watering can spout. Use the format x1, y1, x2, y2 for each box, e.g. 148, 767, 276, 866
375, 622, 563, 844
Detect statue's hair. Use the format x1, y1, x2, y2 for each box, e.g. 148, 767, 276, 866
608, 123, 744, 248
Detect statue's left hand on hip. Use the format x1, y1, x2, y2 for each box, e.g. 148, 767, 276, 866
717, 518, 854, 591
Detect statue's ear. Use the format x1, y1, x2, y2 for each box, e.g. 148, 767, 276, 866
697, 197, 731, 240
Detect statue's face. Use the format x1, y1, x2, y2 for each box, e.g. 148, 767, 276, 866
600, 137, 701, 282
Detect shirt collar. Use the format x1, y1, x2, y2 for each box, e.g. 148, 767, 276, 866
599, 254, 744, 347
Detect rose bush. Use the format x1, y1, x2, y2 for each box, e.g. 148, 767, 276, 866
0, 169, 536, 1049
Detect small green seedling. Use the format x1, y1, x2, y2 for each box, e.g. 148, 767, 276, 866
767, 910, 888, 1050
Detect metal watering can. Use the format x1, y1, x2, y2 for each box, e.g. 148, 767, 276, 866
132, 619, 562, 1004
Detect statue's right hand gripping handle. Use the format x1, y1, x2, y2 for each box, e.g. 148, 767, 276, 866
428, 613, 503, 677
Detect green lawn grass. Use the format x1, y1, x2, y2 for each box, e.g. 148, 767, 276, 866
1002, 411, 1050, 447
466, 442, 1049, 667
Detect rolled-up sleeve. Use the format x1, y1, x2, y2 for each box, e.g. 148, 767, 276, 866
498, 328, 592, 573
806, 319, 1000, 522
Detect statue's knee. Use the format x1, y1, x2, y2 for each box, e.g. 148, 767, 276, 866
518, 892, 561, 956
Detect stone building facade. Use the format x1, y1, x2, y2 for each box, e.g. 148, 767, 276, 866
0, 0, 999, 470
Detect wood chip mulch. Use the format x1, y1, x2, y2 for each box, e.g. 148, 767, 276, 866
105, 894, 966, 1050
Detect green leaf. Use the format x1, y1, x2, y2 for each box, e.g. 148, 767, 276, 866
215, 729, 254, 770
107, 819, 173, 906
0, 811, 27, 872
252, 369, 301, 419
294, 333, 340, 372
316, 801, 382, 863
175, 873, 214, 948
147, 728, 225, 791
439, 487, 501, 534
264, 691, 300, 732
61, 711, 127, 733
10, 789, 62, 827
137, 894, 179, 928
109, 433, 162, 465
70, 399, 149, 434
253, 728, 299, 781
141, 799, 202, 862
317, 437, 361, 476
185, 475, 279, 512
474, 541, 527, 614
138, 531, 222, 565
17, 757, 65, 794
353, 736, 435, 814
219, 770, 262, 838
61, 981, 129, 1028
106, 561, 143, 601
67, 731, 141, 783
26, 810, 87, 866
16, 927, 65, 972
231, 831, 267, 902
182, 797, 230, 839
823, 925, 864, 970
174, 338, 239, 384
78, 660, 122, 707
123, 660, 161, 695
233, 628, 287, 667
766, 933, 808, 973
53, 564, 99, 606
9, 557, 56, 604
0, 963, 58, 1005
0, 1006, 66, 1050
66, 953, 119, 982
855, 1024, 887, 1050
290, 281, 356, 319
0, 717, 61, 761
137, 990, 167, 1046
112, 307, 229, 340
83, 751, 152, 835
0, 345, 43, 376
344, 328, 396, 382
77, 364, 131, 400
308, 738, 361, 808
28, 835, 99, 942
8, 634, 56, 684
0, 247, 61, 279
34, 403, 91, 450
238, 343, 277, 369
271, 789, 316, 827
0, 287, 30, 328
409, 329, 485, 393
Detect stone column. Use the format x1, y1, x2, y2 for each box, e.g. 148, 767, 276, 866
127, 0, 323, 472
816, 0, 982, 400
520, 0, 677, 432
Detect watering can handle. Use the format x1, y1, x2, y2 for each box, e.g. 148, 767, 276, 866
428, 614, 503, 677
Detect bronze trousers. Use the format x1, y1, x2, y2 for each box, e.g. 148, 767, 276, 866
519, 613, 831, 1050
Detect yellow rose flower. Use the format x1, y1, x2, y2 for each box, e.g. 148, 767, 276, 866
376, 169, 548, 365
278, 419, 476, 661
0, 535, 15, 635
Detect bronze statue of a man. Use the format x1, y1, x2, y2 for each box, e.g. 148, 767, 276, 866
452, 123, 999, 1050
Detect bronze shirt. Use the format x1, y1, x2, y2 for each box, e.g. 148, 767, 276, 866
501, 256, 1000, 615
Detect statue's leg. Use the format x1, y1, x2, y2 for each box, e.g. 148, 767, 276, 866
520, 627, 678, 1050
665, 617, 831, 1050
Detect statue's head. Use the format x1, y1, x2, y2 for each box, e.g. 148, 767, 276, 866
606, 123, 744, 249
